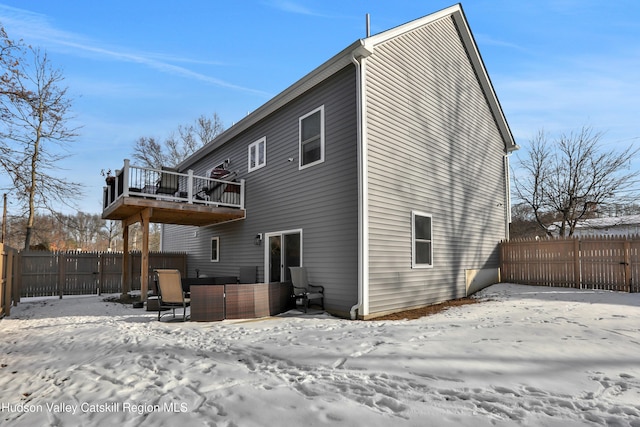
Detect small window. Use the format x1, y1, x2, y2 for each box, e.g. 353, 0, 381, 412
299, 105, 324, 169
248, 137, 266, 172
412, 211, 433, 268
211, 237, 220, 262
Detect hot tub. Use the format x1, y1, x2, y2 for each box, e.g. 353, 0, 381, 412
189, 282, 292, 321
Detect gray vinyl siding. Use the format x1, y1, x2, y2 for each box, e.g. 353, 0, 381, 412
365, 16, 508, 314
163, 65, 359, 315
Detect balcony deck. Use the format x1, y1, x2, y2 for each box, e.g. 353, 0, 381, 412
102, 159, 246, 227
102, 196, 246, 226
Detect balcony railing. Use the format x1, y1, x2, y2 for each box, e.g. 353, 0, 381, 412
103, 159, 245, 211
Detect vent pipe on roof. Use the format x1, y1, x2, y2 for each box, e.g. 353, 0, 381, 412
366, 14, 370, 38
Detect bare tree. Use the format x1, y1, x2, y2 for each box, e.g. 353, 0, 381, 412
102, 219, 121, 251
0, 28, 81, 249
513, 126, 638, 237
130, 136, 165, 170
65, 212, 105, 250
132, 113, 224, 168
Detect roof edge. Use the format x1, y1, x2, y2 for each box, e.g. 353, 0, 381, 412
178, 40, 367, 170
366, 4, 463, 46
179, 3, 518, 169
451, 5, 518, 152
366, 3, 517, 152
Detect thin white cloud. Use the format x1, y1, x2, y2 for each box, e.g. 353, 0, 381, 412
54, 38, 271, 95
267, 0, 317, 16
0, 4, 270, 97
475, 33, 527, 52
264, 0, 335, 18
499, 76, 638, 145
492, 41, 640, 144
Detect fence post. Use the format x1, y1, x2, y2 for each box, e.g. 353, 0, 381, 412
99, 252, 104, 296
5, 248, 14, 314
573, 238, 580, 289
1, 243, 6, 316
624, 238, 631, 293
14, 251, 20, 304
57, 252, 65, 299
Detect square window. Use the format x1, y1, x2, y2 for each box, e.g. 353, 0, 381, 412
299, 106, 324, 169
412, 211, 433, 268
248, 137, 266, 172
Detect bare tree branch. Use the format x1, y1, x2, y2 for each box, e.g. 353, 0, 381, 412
0, 27, 81, 249
513, 126, 639, 237
131, 113, 224, 169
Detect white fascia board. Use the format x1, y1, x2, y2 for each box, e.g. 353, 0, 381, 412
365, 3, 518, 154
366, 4, 462, 46
450, 7, 518, 153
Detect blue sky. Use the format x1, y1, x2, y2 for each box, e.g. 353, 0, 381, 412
0, 0, 638, 215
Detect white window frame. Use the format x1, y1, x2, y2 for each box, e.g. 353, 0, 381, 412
263, 228, 303, 284
412, 211, 433, 268
210, 237, 220, 263
299, 105, 325, 170
248, 136, 266, 173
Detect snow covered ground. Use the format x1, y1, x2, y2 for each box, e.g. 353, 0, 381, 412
1, 283, 639, 426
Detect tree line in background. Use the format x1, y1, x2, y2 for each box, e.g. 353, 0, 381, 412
509, 202, 640, 239
1, 211, 161, 252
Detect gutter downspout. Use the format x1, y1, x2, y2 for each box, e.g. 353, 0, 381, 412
503, 153, 511, 241
350, 45, 371, 320
503, 145, 519, 241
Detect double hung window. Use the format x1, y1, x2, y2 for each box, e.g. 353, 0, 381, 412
412, 211, 433, 268
248, 137, 266, 172
299, 105, 324, 169
211, 237, 220, 262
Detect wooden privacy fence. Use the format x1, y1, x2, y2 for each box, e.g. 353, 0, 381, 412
500, 235, 640, 292
17, 251, 187, 298
1, 243, 18, 317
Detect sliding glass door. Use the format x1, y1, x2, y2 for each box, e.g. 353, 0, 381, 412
266, 230, 301, 283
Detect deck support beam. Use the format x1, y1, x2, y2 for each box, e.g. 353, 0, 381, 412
122, 208, 153, 302
122, 225, 129, 298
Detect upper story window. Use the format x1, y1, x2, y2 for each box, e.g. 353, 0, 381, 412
248, 137, 266, 173
299, 105, 324, 169
412, 211, 433, 268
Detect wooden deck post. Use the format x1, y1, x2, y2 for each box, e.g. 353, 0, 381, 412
140, 208, 152, 303
122, 225, 130, 297
122, 208, 152, 303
